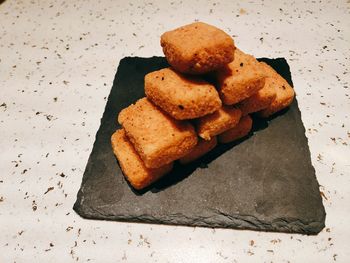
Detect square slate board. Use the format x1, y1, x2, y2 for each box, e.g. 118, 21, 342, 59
73, 56, 326, 234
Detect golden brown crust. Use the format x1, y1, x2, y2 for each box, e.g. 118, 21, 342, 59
118, 98, 198, 168
218, 115, 253, 143
111, 129, 173, 190
258, 62, 295, 117
195, 106, 242, 140
216, 49, 267, 105
179, 137, 217, 164
160, 22, 235, 74
145, 68, 222, 120
239, 78, 277, 115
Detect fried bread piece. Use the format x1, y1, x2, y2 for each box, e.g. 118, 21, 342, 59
258, 62, 295, 117
239, 78, 277, 115
179, 137, 217, 164
118, 98, 198, 168
216, 49, 266, 105
145, 67, 222, 120
111, 129, 173, 190
161, 22, 235, 74
195, 106, 242, 140
218, 115, 253, 143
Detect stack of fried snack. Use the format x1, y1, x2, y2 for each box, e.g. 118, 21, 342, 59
111, 22, 295, 190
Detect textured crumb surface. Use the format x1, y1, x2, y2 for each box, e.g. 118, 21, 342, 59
118, 98, 198, 168
111, 129, 173, 190
161, 22, 235, 74
145, 67, 221, 119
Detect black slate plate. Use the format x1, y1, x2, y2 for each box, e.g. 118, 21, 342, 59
73, 57, 326, 234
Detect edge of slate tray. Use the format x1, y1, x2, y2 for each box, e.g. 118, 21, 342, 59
74, 193, 325, 235
73, 56, 326, 235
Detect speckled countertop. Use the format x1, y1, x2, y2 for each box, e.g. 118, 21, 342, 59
1, 0, 349, 262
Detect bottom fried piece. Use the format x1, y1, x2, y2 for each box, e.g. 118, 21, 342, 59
218, 115, 253, 143
195, 106, 242, 140
258, 62, 295, 117
239, 78, 277, 115
111, 129, 173, 190
179, 137, 217, 164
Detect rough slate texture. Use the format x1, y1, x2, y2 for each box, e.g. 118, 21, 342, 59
73, 56, 326, 235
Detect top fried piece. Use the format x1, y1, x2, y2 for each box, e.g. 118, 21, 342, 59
195, 105, 242, 140
118, 98, 198, 168
161, 22, 235, 74
216, 49, 267, 105
258, 62, 295, 117
145, 68, 222, 120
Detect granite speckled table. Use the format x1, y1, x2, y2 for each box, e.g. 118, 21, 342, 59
1, 0, 349, 262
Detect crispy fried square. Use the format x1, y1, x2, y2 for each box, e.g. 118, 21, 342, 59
195, 106, 242, 140
111, 129, 173, 190
118, 98, 198, 168
239, 78, 277, 115
218, 115, 253, 143
179, 137, 217, 164
216, 49, 267, 105
161, 22, 235, 74
258, 62, 295, 117
145, 67, 222, 120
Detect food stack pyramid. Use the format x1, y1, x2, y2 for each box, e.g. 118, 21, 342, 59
111, 22, 295, 190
